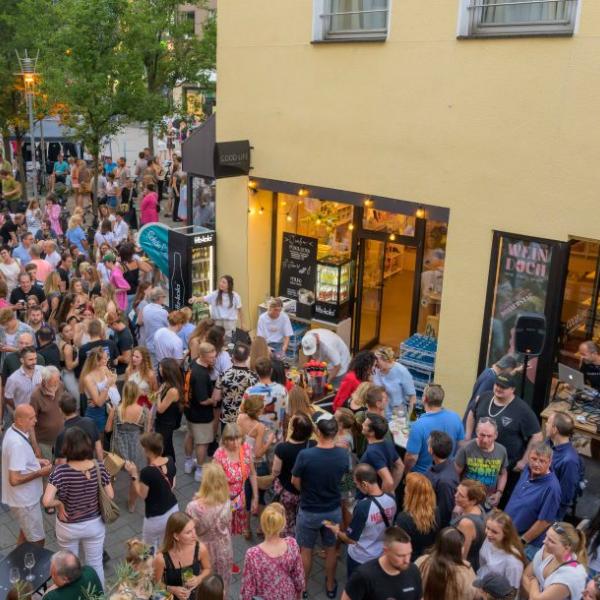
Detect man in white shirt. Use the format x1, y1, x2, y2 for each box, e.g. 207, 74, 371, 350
4, 346, 44, 409
113, 209, 130, 245
43, 240, 62, 268
256, 297, 293, 357
301, 328, 351, 382
140, 287, 169, 365
1, 404, 51, 545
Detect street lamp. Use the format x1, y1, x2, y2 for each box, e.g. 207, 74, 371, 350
16, 50, 40, 202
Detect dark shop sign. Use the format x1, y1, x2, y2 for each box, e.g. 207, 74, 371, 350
214, 140, 251, 178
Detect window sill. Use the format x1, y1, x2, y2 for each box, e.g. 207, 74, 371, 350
311, 37, 387, 44
458, 30, 574, 40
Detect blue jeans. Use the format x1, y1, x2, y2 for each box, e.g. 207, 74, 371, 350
295, 506, 342, 549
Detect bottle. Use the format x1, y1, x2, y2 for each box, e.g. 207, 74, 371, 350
170, 252, 186, 310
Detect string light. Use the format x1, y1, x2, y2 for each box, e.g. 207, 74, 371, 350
286, 213, 293, 222
348, 223, 354, 231
415, 206, 426, 219
248, 179, 258, 190
316, 218, 322, 225
259, 206, 265, 215
298, 187, 309, 197
389, 233, 396, 241
363, 198, 373, 207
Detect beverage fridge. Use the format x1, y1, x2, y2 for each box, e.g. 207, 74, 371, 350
168, 225, 216, 310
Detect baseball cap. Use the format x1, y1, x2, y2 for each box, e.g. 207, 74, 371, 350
473, 573, 513, 597
496, 354, 518, 370
103, 253, 116, 263
301, 333, 318, 356
495, 373, 516, 389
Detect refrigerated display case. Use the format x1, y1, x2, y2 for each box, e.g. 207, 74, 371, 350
168, 225, 216, 310
315, 258, 352, 322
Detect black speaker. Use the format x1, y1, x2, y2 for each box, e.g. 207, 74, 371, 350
515, 312, 546, 356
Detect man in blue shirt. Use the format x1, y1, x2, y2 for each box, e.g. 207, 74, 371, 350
505, 442, 561, 555
52, 153, 69, 188
361, 413, 404, 494
12, 232, 33, 266
545, 411, 584, 518
404, 384, 464, 473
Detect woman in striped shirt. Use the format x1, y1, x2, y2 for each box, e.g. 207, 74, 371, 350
42, 425, 114, 587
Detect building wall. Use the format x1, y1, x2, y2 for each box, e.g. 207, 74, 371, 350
216, 0, 600, 410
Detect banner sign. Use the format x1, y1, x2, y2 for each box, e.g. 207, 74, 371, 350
137, 223, 169, 276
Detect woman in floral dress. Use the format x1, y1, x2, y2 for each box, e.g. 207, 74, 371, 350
241, 503, 304, 600
186, 462, 233, 594
213, 423, 258, 536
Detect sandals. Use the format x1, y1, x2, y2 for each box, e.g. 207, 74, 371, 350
325, 578, 338, 599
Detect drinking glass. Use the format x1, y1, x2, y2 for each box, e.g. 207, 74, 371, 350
24, 552, 35, 582
9, 567, 20, 585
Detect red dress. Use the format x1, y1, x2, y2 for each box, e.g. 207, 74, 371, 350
213, 443, 252, 535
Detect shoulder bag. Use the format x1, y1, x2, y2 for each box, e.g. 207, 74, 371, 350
94, 460, 120, 524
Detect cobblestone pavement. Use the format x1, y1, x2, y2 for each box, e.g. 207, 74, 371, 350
0, 428, 347, 599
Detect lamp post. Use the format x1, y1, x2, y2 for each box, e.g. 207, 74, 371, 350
16, 50, 40, 202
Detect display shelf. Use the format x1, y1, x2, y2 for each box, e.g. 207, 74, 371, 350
399, 334, 437, 400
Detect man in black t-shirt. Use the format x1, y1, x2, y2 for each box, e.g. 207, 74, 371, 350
184, 342, 216, 482
106, 312, 134, 379
342, 527, 422, 600
579, 340, 600, 390
54, 392, 102, 462
75, 319, 119, 379
0, 214, 17, 245
9, 272, 45, 307
56, 253, 73, 292
466, 372, 542, 507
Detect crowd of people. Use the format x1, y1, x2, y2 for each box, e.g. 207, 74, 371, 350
0, 146, 599, 599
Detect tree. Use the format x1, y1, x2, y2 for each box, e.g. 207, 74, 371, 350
123, 0, 216, 152
36, 0, 146, 209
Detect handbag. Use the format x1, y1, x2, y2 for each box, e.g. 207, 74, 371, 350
103, 451, 125, 478
94, 460, 120, 524
257, 473, 275, 491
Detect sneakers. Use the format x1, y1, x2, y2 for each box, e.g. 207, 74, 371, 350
184, 458, 195, 474
194, 466, 203, 482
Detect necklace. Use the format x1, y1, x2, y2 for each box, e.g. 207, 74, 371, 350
488, 396, 512, 418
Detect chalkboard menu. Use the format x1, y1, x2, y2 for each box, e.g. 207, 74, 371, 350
279, 233, 317, 300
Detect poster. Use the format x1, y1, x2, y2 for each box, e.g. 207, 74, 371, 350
486, 237, 553, 382
279, 233, 317, 300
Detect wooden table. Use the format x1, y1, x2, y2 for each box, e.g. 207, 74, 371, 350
0, 542, 53, 600
542, 398, 600, 458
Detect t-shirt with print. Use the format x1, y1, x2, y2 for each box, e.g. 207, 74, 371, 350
216, 366, 258, 424
473, 392, 540, 468
454, 439, 508, 493
244, 381, 288, 420
345, 559, 422, 600
347, 493, 397, 564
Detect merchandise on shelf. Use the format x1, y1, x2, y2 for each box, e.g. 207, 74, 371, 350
398, 334, 437, 401
315, 258, 353, 322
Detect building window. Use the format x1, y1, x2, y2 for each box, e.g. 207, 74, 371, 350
314, 0, 390, 42
182, 10, 196, 35
459, 0, 578, 38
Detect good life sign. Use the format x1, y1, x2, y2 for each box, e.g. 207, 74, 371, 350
279, 233, 317, 300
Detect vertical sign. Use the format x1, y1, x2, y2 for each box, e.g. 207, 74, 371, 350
279, 233, 318, 300
168, 229, 189, 310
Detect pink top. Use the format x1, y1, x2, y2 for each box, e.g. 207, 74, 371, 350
46, 204, 63, 235
30, 258, 53, 283
241, 537, 304, 600
109, 266, 130, 311
140, 192, 158, 225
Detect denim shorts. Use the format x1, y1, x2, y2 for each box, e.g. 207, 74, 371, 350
295, 506, 342, 549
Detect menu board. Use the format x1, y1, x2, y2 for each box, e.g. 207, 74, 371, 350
279, 233, 317, 300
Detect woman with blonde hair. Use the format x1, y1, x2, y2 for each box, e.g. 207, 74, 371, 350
106, 380, 149, 512
186, 462, 233, 591
101, 281, 118, 314
249, 335, 270, 372
92, 296, 108, 324
396, 472, 440, 560
452, 479, 487, 570
477, 509, 525, 590
188, 317, 215, 360
213, 423, 258, 540
80, 346, 118, 436
343, 381, 372, 414
522, 521, 588, 600
416, 526, 477, 600
44, 271, 63, 327
241, 503, 304, 600
237, 395, 275, 538
65, 214, 89, 256
153, 511, 211, 599
126, 346, 158, 409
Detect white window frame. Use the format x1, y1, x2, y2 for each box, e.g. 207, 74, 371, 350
457, 0, 580, 38
313, 0, 391, 42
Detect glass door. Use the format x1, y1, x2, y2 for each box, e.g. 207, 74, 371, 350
354, 238, 386, 349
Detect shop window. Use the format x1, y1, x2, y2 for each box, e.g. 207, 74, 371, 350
275, 194, 354, 296
458, 0, 578, 38
362, 208, 415, 236
190, 176, 215, 229
313, 0, 390, 42
559, 240, 600, 367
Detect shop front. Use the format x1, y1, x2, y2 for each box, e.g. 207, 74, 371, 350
247, 177, 449, 390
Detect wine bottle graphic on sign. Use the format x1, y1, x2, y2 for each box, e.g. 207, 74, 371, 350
171, 251, 186, 310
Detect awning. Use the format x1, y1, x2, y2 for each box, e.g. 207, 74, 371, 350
182, 114, 251, 179
9, 117, 78, 142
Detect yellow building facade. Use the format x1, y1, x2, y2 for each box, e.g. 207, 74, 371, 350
214, 0, 600, 413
